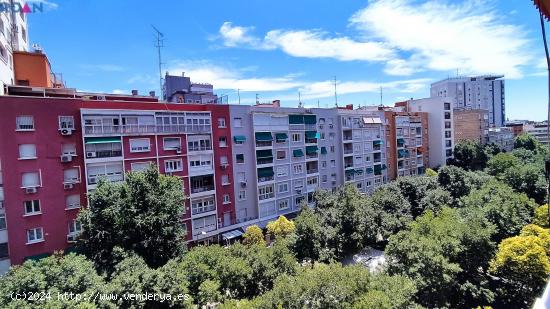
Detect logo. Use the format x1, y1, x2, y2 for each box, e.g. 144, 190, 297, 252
0, 2, 44, 14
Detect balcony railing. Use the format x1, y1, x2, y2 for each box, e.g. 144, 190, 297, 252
258, 176, 274, 183
191, 185, 215, 194
84, 124, 210, 135
88, 174, 123, 185
305, 138, 317, 144
88, 150, 122, 158
306, 154, 318, 159
259, 192, 275, 200
345, 163, 353, 168
307, 168, 318, 174
344, 149, 353, 154
192, 204, 216, 215
256, 141, 272, 148
188, 146, 212, 152
343, 136, 353, 141
257, 158, 274, 165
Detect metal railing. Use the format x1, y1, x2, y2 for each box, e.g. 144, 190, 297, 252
190, 185, 215, 194
84, 124, 210, 135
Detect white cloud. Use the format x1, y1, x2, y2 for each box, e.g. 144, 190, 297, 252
80, 64, 125, 72
166, 60, 303, 92
218, 22, 394, 62
350, 0, 532, 78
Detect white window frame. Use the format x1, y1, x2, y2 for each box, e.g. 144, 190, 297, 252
276, 150, 286, 160
165, 159, 183, 172
218, 118, 226, 128
26, 227, 44, 244
293, 164, 303, 174
58, 116, 75, 130
233, 118, 243, 127
278, 182, 289, 193
221, 175, 230, 185
219, 136, 227, 147
292, 133, 301, 142
129, 138, 151, 153
238, 190, 246, 201
276, 166, 289, 177
0, 214, 6, 230
21, 171, 41, 188
131, 162, 150, 172
18, 144, 37, 160
62, 143, 77, 156
24, 200, 41, 216
163, 137, 181, 151
66, 194, 81, 210
278, 199, 289, 211
223, 194, 231, 204
16, 115, 34, 131
63, 168, 81, 184
68, 220, 82, 236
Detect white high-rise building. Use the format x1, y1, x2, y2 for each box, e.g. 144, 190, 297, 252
0, 0, 30, 92
431, 75, 505, 127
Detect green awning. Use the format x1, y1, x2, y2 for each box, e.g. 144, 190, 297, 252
255, 132, 273, 141
305, 131, 318, 139
293, 149, 304, 157
366, 167, 374, 174
306, 146, 319, 154
257, 167, 274, 177
320, 146, 327, 154
233, 135, 246, 142
304, 115, 317, 124
355, 169, 363, 174
289, 115, 304, 124
275, 133, 288, 141
397, 138, 405, 144
345, 169, 355, 175
256, 149, 273, 159
373, 140, 383, 146
85, 137, 121, 144
398, 149, 408, 158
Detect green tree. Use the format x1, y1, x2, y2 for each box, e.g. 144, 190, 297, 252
78, 164, 186, 269
370, 183, 413, 240
385, 208, 495, 308
437, 165, 470, 203
197, 280, 223, 307
395, 176, 440, 217
486, 152, 519, 177
461, 180, 537, 242
503, 164, 547, 204
0, 253, 104, 308
266, 215, 295, 239
418, 187, 452, 213
425, 168, 438, 177
242, 225, 265, 246
452, 140, 489, 170
249, 263, 418, 309
292, 206, 323, 261
489, 229, 550, 308
514, 133, 547, 155
533, 204, 550, 228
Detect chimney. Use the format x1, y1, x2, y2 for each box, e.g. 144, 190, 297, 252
131, 90, 138, 96
149, 91, 156, 97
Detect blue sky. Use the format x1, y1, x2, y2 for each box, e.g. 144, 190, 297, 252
27, 0, 547, 120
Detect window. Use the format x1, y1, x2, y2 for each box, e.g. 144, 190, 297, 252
233, 118, 243, 127
0, 214, 5, 230
27, 227, 44, 244
322, 175, 328, 183
238, 190, 246, 201
236, 154, 244, 164
278, 183, 289, 193
62, 143, 76, 156
292, 133, 301, 142
223, 194, 231, 204
19, 144, 36, 159
278, 199, 289, 211
321, 161, 327, 169
444, 112, 451, 120
64, 168, 80, 183
218, 118, 226, 128
191, 198, 215, 215
220, 156, 228, 165
258, 185, 274, 200
131, 162, 150, 172
445, 131, 452, 138
163, 137, 181, 150
320, 132, 325, 140
331, 160, 336, 168
22, 172, 40, 188
237, 172, 246, 182
445, 140, 452, 147
221, 175, 230, 185
276, 150, 286, 160
446, 149, 453, 157
68, 220, 82, 236
165, 159, 183, 172
329, 133, 335, 140
277, 166, 289, 177
59, 116, 75, 129
330, 146, 335, 153
293, 164, 303, 174
444, 102, 451, 110
219, 136, 227, 147
130, 139, 150, 152
16, 116, 34, 130
444, 121, 451, 129
66, 194, 80, 210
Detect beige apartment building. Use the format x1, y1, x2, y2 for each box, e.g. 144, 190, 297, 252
453, 109, 489, 144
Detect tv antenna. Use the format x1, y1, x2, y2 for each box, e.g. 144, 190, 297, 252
152, 25, 164, 99
298, 91, 303, 108
333, 76, 338, 107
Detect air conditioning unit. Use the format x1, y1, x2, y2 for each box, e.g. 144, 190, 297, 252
97, 95, 106, 101
60, 128, 73, 136
329, 124, 334, 128
176, 148, 182, 154
60, 154, 73, 162
88, 176, 97, 184
64, 183, 74, 190
220, 163, 228, 169
25, 187, 37, 194
67, 234, 76, 243
86, 151, 97, 158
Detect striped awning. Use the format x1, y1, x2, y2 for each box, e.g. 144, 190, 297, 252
233, 135, 246, 142
255, 132, 273, 141
85, 137, 121, 144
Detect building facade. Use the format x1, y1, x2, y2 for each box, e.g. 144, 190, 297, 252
403, 97, 453, 168
453, 109, 489, 144
431, 75, 505, 127
488, 127, 515, 152
526, 123, 550, 146
0, 0, 29, 92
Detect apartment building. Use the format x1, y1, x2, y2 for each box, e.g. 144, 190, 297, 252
453, 109, 489, 144
0, 0, 29, 92
163, 73, 219, 104
526, 122, 550, 146
488, 127, 515, 152
403, 97, 453, 168
431, 75, 505, 127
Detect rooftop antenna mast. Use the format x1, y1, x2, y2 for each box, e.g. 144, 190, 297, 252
334, 76, 338, 107
237, 89, 241, 105
152, 25, 164, 99
256, 93, 259, 104
298, 91, 303, 108
380, 86, 383, 105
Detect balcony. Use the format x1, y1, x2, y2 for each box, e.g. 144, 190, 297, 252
86, 150, 122, 159
307, 168, 318, 175
88, 173, 123, 185
258, 175, 274, 183
188, 145, 212, 152
83, 123, 210, 136
259, 192, 275, 201
256, 141, 273, 148
190, 175, 215, 195
191, 185, 215, 194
